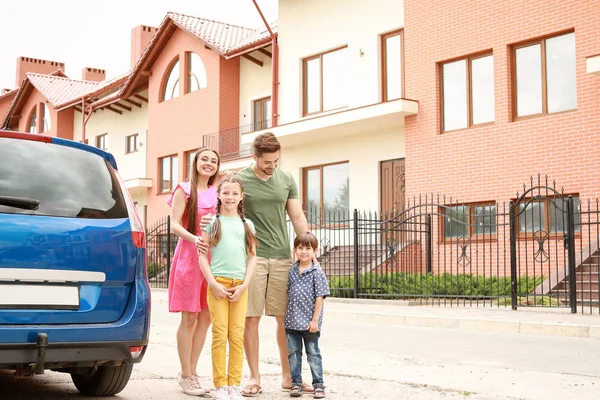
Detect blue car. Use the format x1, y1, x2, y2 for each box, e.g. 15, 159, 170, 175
0, 130, 151, 396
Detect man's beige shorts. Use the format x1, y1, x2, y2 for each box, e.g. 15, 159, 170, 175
247, 257, 293, 317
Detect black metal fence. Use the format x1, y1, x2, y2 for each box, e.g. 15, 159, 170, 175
147, 175, 600, 314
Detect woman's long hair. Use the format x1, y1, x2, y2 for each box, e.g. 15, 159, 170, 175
209, 174, 257, 255
185, 148, 220, 235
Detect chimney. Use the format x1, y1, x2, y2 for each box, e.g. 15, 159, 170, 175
16, 57, 65, 86
82, 67, 106, 82
131, 25, 158, 68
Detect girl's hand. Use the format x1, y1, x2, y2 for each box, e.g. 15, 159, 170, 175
227, 284, 247, 302
209, 281, 229, 299
308, 320, 319, 333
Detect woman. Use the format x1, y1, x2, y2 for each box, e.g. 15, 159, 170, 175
167, 148, 220, 396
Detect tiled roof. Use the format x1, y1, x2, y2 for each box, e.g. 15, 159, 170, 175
166, 12, 276, 54
26, 73, 101, 108
232, 21, 278, 52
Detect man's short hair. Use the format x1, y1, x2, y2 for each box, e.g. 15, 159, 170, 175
253, 132, 281, 158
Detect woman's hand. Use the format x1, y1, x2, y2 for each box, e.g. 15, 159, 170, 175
209, 281, 230, 300
227, 284, 247, 302
200, 213, 213, 229
194, 236, 209, 254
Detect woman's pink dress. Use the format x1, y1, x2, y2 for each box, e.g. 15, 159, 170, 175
166, 182, 217, 313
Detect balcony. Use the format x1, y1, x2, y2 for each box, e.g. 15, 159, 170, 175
200, 120, 273, 167
241, 98, 419, 147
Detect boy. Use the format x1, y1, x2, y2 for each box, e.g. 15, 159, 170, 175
284, 232, 330, 398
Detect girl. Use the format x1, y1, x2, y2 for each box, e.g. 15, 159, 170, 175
199, 174, 257, 400
167, 148, 220, 397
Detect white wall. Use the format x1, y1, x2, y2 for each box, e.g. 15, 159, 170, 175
73, 91, 149, 182
239, 47, 273, 127
282, 127, 405, 212
277, 0, 404, 125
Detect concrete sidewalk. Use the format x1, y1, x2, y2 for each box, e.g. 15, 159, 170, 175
151, 288, 600, 339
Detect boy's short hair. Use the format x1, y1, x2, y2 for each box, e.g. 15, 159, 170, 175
294, 232, 318, 250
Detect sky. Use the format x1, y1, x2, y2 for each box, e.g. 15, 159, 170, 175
0, 0, 278, 90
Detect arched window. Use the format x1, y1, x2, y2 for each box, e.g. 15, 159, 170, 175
187, 52, 207, 93
41, 103, 51, 132
162, 58, 180, 101
27, 108, 37, 134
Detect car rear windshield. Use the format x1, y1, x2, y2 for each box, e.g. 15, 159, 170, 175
0, 137, 128, 219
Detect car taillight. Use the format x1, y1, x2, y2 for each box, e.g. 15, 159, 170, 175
114, 170, 146, 248
129, 346, 144, 359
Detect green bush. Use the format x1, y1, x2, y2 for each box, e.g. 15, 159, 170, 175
329, 273, 543, 299
147, 263, 163, 280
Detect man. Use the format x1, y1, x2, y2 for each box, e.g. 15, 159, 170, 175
236, 132, 311, 397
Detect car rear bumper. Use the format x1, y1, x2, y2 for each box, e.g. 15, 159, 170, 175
0, 339, 149, 369
0, 275, 151, 348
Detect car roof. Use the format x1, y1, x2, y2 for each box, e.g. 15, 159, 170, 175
0, 130, 118, 170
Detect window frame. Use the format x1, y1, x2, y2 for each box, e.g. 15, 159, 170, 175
381, 29, 404, 102
440, 202, 498, 243
302, 46, 348, 116
511, 31, 576, 120
185, 52, 208, 94
40, 103, 51, 133
96, 133, 107, 150
161, 57, 180, 102
514, 195, 580, 239
126, 134, 139, 154
302, 161, 350, 224
27, 107, 37, 134
252, 96, 271, 131
440, 51, 494, 133
158, 154, 178, 194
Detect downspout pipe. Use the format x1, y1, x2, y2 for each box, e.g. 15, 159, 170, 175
81, 96, 94, 144
251, 0, 279, 128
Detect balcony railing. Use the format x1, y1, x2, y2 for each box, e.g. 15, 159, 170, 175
202, 119, 272, 161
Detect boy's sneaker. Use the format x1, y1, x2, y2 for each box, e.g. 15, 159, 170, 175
178, 373, 206, 396
228, 386, 244, 400
214, 386, 231, 400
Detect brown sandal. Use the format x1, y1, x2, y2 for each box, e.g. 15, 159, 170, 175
242, 384, 263, 397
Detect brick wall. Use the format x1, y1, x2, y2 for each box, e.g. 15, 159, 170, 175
404, 0, 600, 204
145, 28, 240, 225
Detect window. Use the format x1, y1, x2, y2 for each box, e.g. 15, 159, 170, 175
517, 196, 580, 235
187, 52, 207, 93
382, 30, 403, 101
303, 162, 349, 223
442, 203, 497, 240
162, 58, 180, 101
513, 32, 576, 118
40, 103, 51, 132
159, 155, 178, 193
185, 149, 199, 181
441, 53, 494, 131
27, 108, 37, 134
126, 134, 139, 154
96, 133, 107, 150
0, 136, 128, 219
253, 97, 271, 131
303, 47, 348, 115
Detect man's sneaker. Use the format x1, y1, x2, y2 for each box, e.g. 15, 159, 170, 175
178, 373, 206, 396
214, 386, 231, 400
228, 386, 244, 400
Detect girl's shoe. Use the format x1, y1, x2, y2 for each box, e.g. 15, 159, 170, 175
313, 387, 325, 399
228, 386, 245, 400
214, 386, 231, 400
290, 383, 303, 397
178, 373, 207, 396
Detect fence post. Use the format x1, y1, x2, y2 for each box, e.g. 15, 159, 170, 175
425, 214, 432, 273
167, 216, 171, 288
567, 196, 577, 314
509, 202, 518, 310
353, 209, 359, 299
